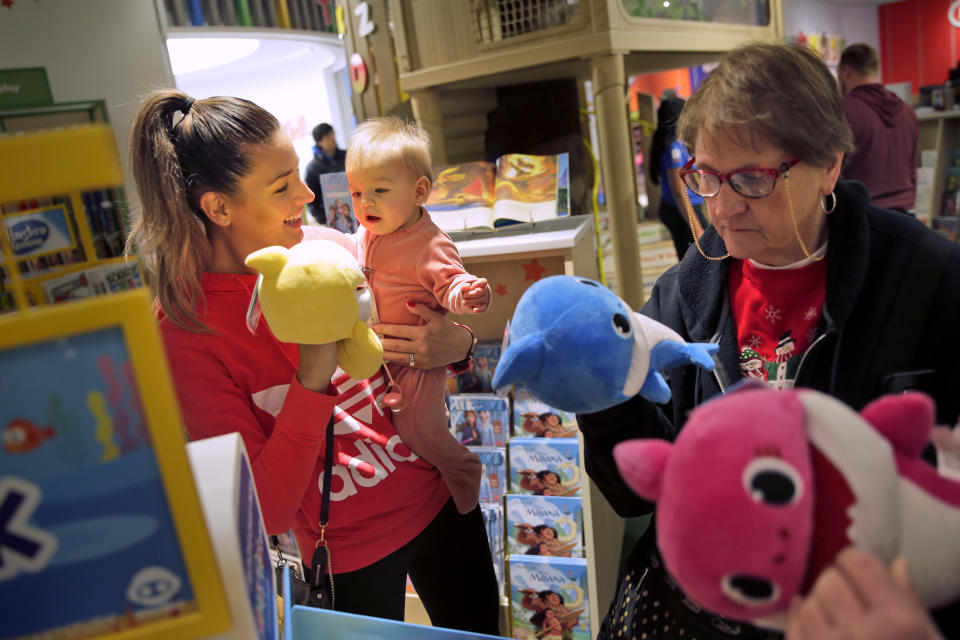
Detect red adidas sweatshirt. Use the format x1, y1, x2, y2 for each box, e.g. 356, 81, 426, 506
159, 227, 450, 573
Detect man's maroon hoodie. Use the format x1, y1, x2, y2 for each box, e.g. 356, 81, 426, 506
843, 84, 918, 211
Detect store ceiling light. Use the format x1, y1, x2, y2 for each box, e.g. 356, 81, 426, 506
166, 38, 260, 75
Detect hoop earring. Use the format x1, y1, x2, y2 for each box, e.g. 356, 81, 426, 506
820, 191, 837, 214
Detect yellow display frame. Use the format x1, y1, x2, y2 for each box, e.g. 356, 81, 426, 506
0, 288, 232, 640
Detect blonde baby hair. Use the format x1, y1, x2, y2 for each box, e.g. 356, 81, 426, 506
346, 116, 434, 184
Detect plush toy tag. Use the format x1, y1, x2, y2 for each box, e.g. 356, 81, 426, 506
245, 273, 263, 334
932, 425, 960, 480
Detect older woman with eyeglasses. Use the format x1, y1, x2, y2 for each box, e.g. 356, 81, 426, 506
578, 42, 960, 640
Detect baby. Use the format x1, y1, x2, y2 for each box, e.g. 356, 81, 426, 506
346, 116, 491, 514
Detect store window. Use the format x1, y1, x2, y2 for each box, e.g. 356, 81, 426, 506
621, 0, 770, 26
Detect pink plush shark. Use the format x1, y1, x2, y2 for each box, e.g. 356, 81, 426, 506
613, 387, 960, 630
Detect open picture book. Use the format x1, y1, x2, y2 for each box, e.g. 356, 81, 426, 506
426, 152, 570, 232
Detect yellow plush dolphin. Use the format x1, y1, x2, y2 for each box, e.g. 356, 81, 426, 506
245, 240, 383, 380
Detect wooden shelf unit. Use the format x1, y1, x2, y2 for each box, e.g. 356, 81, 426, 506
917, 109, 960, 229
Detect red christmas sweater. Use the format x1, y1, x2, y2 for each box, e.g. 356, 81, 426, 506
159, 229, 450, 573
730, 250, 827, 391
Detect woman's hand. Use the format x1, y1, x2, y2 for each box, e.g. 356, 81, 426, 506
786, 548, 944, 640
371, 302, 472, 370
295, 343, 338, 393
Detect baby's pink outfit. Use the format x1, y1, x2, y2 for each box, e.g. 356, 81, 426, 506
358, 209, 488, 514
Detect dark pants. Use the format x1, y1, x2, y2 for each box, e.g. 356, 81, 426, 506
658, 199, 707, 260
323, 498, 501, 635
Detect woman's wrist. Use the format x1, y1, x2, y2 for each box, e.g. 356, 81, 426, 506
296, 343, 337, 392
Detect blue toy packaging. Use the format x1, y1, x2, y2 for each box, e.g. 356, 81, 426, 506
470, 445, 508, 504
456, 340, 503, 394
480, 503, 506, 597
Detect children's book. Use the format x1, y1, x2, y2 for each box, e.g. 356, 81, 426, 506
509, 438, 581, 497
470, 445, 508, 505
512, 387, 579, 439
509, 556, 590, 640
449, 393, 510, 447
506, 495, 583, 558
456, 340, 502, 394
319, 171, 358, 234
425, 153, 570, 232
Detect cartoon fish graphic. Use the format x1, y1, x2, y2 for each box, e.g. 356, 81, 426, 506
3, 418, 55, 454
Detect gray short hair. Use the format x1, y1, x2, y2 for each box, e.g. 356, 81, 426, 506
677, 41, 854, 168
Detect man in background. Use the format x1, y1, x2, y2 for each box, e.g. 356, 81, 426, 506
839, 43, 918, 212
304, 123, 347, 225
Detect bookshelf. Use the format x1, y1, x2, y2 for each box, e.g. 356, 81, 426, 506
917, 109, 960, 239
0, 123, 143, 314
161, 0, 337, 31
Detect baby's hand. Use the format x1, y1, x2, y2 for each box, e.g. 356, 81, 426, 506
461, 279, 490, 313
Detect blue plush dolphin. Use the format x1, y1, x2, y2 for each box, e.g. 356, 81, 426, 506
492, 276, 719, 413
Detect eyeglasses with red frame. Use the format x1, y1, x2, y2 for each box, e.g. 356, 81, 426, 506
679, 157, 800, 199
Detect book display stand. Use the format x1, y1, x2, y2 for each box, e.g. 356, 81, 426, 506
0, 122, 143, 315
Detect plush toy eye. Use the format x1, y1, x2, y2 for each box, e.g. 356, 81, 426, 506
611, 313, 631, 336
721, 573, 779, 607
576, 278, 599, 287
742, 456, 803, 506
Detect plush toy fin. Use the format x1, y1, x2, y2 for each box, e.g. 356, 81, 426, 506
491, 333, 545, 391
613, 439, 673, 501
639, 371, 671, 405
649, 340, 719, 372
336, 320, 384, 381
244, 245, 289, 279
859, 391, 935, 458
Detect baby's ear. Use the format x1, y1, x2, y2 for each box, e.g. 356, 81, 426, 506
416, 175, 431, 202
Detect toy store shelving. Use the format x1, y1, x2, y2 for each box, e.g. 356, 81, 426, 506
0, 123, 139, 314
917, 109, 960, 237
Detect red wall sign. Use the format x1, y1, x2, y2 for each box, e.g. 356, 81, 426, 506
879, 0, 960, 94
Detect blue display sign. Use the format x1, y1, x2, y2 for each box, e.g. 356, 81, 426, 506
5, 205, 75, 259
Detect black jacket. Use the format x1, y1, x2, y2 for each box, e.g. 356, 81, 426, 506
304, 146, 347, 225
579, 180, 960, 636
